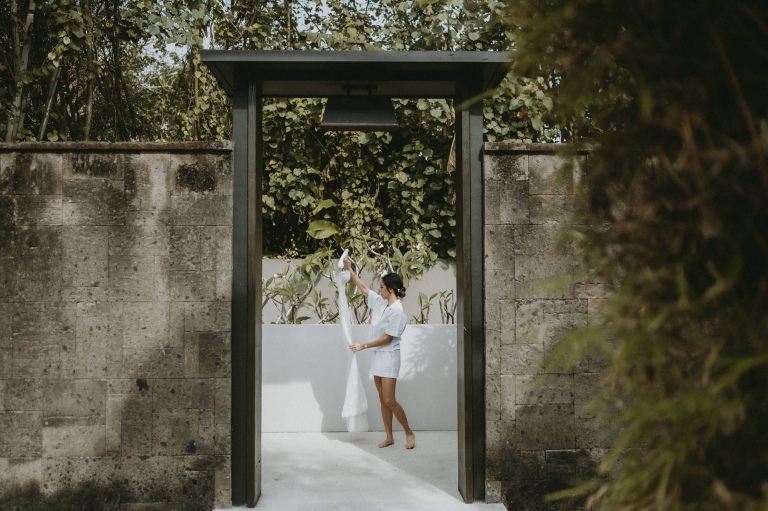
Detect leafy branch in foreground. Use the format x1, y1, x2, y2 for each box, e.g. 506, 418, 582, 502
507, 0, 768, 509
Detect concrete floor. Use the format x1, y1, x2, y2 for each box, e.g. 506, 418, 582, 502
220, 431, 505, 511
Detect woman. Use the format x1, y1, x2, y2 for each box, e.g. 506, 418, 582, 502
344, 257, 415, 449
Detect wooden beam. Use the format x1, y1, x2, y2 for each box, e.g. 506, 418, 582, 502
455, 70, 486, 503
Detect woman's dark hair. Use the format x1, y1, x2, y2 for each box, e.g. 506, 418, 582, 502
382, 273, 406, 298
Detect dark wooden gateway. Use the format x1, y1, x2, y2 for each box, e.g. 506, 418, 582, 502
201, 50, 513, 507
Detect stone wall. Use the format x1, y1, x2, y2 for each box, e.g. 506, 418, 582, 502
482, 144, 605, 510
0, 142, 233, 510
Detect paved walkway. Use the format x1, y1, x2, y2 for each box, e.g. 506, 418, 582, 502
219, 431, 505, 511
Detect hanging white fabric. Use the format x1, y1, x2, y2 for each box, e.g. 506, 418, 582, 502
335, 270, 369, 432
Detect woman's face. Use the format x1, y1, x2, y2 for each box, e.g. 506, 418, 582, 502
379, 280, 392, 299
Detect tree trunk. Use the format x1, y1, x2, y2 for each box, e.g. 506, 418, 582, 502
38, 62, 62, 141
285, 0, 292, 49
5, 0, 36, 142
84, 0, 94, 140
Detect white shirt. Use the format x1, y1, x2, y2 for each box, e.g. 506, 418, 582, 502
367, 290, 408, 352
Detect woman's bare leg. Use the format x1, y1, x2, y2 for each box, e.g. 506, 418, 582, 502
380, 377, 415, 449
374, 376, 394, 447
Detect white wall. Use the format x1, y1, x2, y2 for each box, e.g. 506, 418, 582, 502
262, 324, 457, 432
262, 258, 456, 324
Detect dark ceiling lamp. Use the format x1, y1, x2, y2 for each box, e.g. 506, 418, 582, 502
320, 83, 398, 132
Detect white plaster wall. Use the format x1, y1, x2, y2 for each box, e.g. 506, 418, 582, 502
262, 324, 457, 432
262, 258, 457, 324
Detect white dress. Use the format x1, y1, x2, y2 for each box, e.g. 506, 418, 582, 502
367, 290, 408, 378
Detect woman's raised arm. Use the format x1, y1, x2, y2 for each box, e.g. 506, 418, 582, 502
344, 257, 369, 295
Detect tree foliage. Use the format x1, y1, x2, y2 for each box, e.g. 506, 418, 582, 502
507, 0, 768, 509
0, 0, 559, 264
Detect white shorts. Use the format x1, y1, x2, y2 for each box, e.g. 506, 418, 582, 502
370, 349, 401, 379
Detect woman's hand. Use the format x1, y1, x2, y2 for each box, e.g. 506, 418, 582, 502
343, 257, 353, 272
350, 343, 365, 352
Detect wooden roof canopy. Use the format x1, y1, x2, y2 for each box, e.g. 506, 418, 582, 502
200, 50, 513, 98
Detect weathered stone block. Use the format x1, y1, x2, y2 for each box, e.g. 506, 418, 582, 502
13, 334, 65, 379
215, 269, 232, 302
500, 342, 543, 375
122, 418, 153, 456
0, 411, 42, 456
515, 374, 574, 405
106, 395, 121, 455
169, 302, 185, 348
484, 180, 529, 225
171, 155, 219, 196
487, 419, 516, 451
70, 314, 119, 379
516, 404, 575, 450
529, 194, 576, 225
61, 286, 108, 303
122, 503, 183, 511
485, 329, 501, 375
120, 456, 185, 503
16, 195, 62, 225
0, 458, 42, 491
500, 374, 516, 422
0, 258, 18, 302
43, 379, 106, 418
62, 179, 126, 226
515, 255, 574, 299
16, 255, 62, 302
184, 302, 230, 332
181, 469, 215, 511
214, 455, 231, 509
214, 378, 230, 425
170, 271, 216, 302
0, 379, 42, 410
513, 224, 569, 256
200, 227, 218, 272
62, 226, 108, 288
168, 195, 232, 226
198, 409, 215, 455
0, 196, 16, 225
484, 269, 516, 301
212, 226, 232, 271
514, 300, 545, 344
484, 225, 514, 271
42, 417, 106, 457
154, 256, 171, 302
121, 348, 184, 378
546, 449, 577, 478
170, 226, 201, 271
153, 408, 199, 455
575, 417, 615, 449
486, 480, 503, 504
63, 152, 130, 180
529, 154, 581, 195
0, 349, 12, 376
1, 153, 62, 195
108, 256, 157, 301
15, 225, 61, 255
486, 374, 500, 421
484, 154, 528, 181
487, 449, 545, 482
214, 422, 230, 455
0, 302, 12, 348
108, 225, 170, 257
120, 302, 170, 349
153, 379, 214, 411
197, 332, 231, 378
42, 456, 120, 494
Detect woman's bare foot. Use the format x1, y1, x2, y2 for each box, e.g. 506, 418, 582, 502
378, 438, 395, 448
406, 432, 416, 449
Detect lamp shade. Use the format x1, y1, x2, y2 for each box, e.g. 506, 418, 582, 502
320, 96, 399, 132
